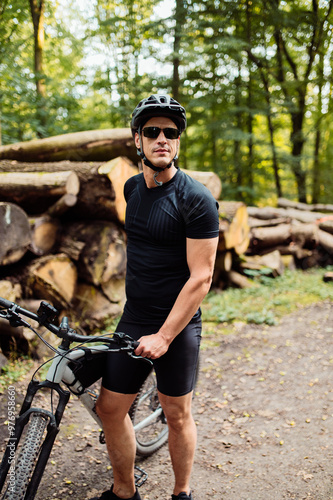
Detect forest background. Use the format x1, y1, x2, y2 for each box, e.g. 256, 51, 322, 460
1, 0, 333, 206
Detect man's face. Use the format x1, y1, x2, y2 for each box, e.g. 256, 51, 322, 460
135, 116, 180, 169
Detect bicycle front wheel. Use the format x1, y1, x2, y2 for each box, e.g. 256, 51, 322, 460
129, 371, 168, 457
1, 412, 48, 500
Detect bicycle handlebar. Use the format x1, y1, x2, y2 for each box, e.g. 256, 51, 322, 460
0, 297, 139, 350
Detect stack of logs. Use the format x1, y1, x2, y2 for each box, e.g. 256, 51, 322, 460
239, 198, 333, 284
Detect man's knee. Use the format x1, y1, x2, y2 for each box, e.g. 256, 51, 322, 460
159, 392, 193, 432
96, 386, 136, 421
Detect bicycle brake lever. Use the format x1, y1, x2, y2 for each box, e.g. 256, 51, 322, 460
128, 352, 153, 365
6, 307, 30, 328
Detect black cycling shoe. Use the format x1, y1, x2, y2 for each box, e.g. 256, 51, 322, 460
90, 485, 141, 500
172, 492, 193, 500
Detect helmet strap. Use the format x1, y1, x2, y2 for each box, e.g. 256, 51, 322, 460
153, 172, 163, 187
136, 126, 178, 185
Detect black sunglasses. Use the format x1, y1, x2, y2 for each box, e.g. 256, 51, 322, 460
142, 127, 180, 140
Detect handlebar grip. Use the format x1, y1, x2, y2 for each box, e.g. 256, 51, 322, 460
0, 297, 14, 309
132, 341, 140, 349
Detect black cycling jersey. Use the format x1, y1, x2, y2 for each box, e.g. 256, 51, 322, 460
122, 168, 219, 325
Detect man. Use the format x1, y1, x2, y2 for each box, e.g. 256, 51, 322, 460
93, 95, 219, 500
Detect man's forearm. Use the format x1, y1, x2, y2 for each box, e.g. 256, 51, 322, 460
158, 274, 212, 345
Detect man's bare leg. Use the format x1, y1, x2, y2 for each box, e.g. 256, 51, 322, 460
96, 387, 138, 499
158, 391, 196, 496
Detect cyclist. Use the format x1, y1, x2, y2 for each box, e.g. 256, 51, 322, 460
92, 95, 219, 500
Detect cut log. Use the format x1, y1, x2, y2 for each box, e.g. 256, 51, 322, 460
277, 198, 312, 211
101, 278, 126, 305
290, 222, 319, 248
318, 217, 333, 235
313, 203, 333, 213
74, 282, 122, 330
0, 159, 103, 174
212, 251, 233, 287
215, 251, 233, 273
0, 170, 79, 195
235, 236, 251, 255
218, 202, 250, 254
58, 221, 127, 286
182, 169, 222, 199
98, 156, 139, 224
45, 193, 77, 217
278, 198, 333, 214
29, 216, 60, 255
0, 171, 80, 215
0, 280, 22, 302
227, 270, 254, 288
280, 208, 328, 224
248, 216, 291, 228
250, 224, 291, 251
318, 229, 333, 255
248, 205, 328, 224
0, 128, 137, 163
247, 206, 286, 220
0, 202, 31, 266
240, 250, 285, 277
25, 254, 77, 309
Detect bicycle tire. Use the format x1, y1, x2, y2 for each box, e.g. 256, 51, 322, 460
2, 412, 48, 500
129, 371, 168, 457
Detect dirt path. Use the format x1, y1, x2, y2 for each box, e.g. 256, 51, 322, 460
1, 301, 332, 499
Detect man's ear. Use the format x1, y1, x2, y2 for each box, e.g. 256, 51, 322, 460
134, 132, 141, 150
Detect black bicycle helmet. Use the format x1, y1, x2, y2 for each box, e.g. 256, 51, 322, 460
131, 94, 187, 137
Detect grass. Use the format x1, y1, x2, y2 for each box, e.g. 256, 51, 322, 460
201, 266, 333, 328
0, 356, 34, 393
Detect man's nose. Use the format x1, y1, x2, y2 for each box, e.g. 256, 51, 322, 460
157, 130, 167, 142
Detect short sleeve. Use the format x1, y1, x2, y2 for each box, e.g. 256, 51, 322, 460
181, 183, 219, 239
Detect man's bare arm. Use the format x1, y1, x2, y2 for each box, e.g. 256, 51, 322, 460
135, 236, 218, 359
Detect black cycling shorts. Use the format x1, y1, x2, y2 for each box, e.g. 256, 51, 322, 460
102, 319, 202, 397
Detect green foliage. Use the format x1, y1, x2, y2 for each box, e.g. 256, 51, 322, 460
202, 268, 333, 327
0, 0, 333, 204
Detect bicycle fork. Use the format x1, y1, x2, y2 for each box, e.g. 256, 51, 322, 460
0, 379, 70, 499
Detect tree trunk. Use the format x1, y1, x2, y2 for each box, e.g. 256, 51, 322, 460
29, 0, 46, 134
172, 0, 185, 101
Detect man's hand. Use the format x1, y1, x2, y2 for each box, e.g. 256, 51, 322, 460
134, 333, 170, 360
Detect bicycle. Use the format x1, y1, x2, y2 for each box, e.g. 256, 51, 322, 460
0, 297, 169, 500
